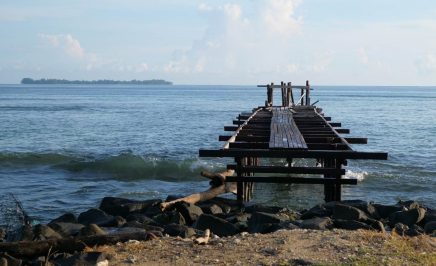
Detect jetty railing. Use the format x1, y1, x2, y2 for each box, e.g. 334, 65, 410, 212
199, 81, 388, 202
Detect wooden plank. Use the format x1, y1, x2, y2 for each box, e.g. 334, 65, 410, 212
198, 148, 388, 160
269, 108, 307, 149
227, 164, 346, 175
226, 176, 357, 185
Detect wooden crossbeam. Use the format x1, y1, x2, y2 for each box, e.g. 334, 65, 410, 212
226, 176, 357, 185
227, 164, 346, 175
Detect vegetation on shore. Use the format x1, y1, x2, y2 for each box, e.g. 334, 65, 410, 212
20, 78, 172, 85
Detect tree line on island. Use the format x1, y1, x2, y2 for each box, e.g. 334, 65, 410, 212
21, 78, 172, 85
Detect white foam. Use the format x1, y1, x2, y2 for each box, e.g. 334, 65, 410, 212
345, 170, 368, 181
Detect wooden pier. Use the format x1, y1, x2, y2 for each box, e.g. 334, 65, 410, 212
199, 81, 388, 202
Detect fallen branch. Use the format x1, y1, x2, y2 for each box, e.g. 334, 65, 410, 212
160, 169, 235, 211
0, 231, 158, 258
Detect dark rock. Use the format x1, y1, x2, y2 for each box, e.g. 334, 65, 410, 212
203, 197, 240, 213
247, 212, 285, 233
99, 197, 162, 217
424, 221, 436, 234
53, 252, 108, 266
226, 213, 251, 224
366, 219, 386, 233
397, 200, 420, 210
389, 208, 426, 226
1, 253, 22, 266
300, 204, 331, 219
194, 214, 238, 237
163, 223, 196, 238
393, 223, 409, 236
340, 200, 380, 219
49, 212, 77, 224
234, 221, 248, 231
334, 219, 371, 230
278, 221, 300, 230
123, 221, 164, 232
48, 222, 84, 237
20, 224, 34, 241
405, 224, 424, 237
0, 228, 6, 242
112, 216, 127, 227
113, 227, 147, 234
422, 209, 436, 225
33, 224, 63, 240
153, 211, 186, 225
200, 204, 223, 215
173, 202, 203, 225
78, 208, 114, 226
0, 257, 7, 266
300, 217, 333, 230
143, 204, 163, 217
332, 203, 368, 221
373, 204, 405, 219
126, 213, 155, 224
165, 194, 184, 202
244, 204, 287, 214
78, 224, 107, 237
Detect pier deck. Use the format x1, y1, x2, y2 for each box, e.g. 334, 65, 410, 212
199, 81, 388, 202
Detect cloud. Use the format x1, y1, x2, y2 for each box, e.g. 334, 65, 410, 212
39, 34, 89, 59
135, 63, 149, 73
263, 0, 302, 34
415, 52, 436, 74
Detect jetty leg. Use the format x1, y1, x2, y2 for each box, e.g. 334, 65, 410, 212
236, 157, 244, 202
323, 158, 336, 202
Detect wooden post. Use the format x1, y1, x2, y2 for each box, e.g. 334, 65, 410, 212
300, 86, 304, 106
288, 82, 294, 106
334, 160, 344, 201
323, 158, 335, 202
235, 157, 244, 201
281, 81, 285, 107
306, 80, 310, 106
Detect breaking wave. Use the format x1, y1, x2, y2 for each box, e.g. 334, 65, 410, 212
345, 169, 368, 181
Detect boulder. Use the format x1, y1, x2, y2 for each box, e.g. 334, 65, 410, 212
244, 204, 287, 214
393, 223, 409, 236
153, 211, 186, 225
340, 200, 379, 219
247, 212, 285, 233
163, 223, 196, 238
333, 219, 371, 230
300, 204, 331, 220
373, 204, 405, 219
194, 214, 238, 237
422, 209, 436, 225
424, 221, 436, 235
48, 222, 84, 237
1, 253, 22, 266
226, 213, 252, 224
33, 224, 63, 240
49, 212, 77, 224
126, 213, 155, 224
122, 221, 164, 232
366, 219, 386, 233
53, 252, 108, 266
397, 200, 421, 210
332, 203, 368, 221
300, 217, 333, 230
99, 197, 162, 217
78, 224, 107, 237
173, 202, 203, 225
200, 204, 223, 215
78, 208, 114, 226
405, 225, 424, 237
0, 228, 6, 242
389, 208, 426, 226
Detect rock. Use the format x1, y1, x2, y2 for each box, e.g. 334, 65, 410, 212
332, 203, 368, 222
78, 224, 107, 237
153, 211, 186, 225
78, 208, 114, 226
333, 219, 372, 230
300, 204, 331, 219
422, 209, 436, 225
203, 197, 240, 213
1, 253, 22, 266
113, 227, 146, 234
300, 217, 333, 230
126, 213, 155, 224
397, 200, 420, 210
244, 204, 287, 214
173, 202, 203, 225
49, 212, 77, 224
0, 228, 6, 242
165, 194, 184, 202
424, 221, 436, 234
194, 214, 238, 237
393, 223, 409, 236
340, 200, 380, 219
247, 212, 285, 233
366, 219, 386, 233
53, 252, 108, 266
389, 208, 426, 226
111, 216, 127, 227
33, 224, 63, 240
0, 257, 7, 266
200, 204, 223, 215
123, 221, 164, 232
99, 197, 162, 217
163, 223, 196, 238
405, 225, 424, 237
226, 213, 252, 224
373, 204, 405, 219
20, 224, 34, 241
48, 222, 84, 237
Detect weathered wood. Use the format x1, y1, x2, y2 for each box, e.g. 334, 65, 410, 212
226, 176, 357, 185
269, 108, 307, 149
227, 164, 345, 175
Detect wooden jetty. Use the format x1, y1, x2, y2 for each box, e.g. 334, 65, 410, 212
199, 81, 388, 202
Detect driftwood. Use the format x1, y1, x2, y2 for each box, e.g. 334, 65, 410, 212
0, 231, 158, 258
194, 229, 210, 245
160, 169, 235, 211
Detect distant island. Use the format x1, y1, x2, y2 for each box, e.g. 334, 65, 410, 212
21, 78, 172, 85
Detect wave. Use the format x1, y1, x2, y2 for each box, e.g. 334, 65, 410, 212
345, 169, 368, 181
0, 152, 225, 181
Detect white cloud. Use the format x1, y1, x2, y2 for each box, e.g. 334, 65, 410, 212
263, 0, 302, 35
135, 63, 149, 73
198, 3, 213, 12
39, 34, 89, 59
415, 52, 436, 74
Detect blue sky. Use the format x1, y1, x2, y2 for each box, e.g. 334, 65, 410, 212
1, 0, 436, 85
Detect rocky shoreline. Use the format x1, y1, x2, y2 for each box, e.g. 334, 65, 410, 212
1, 196, 435, 265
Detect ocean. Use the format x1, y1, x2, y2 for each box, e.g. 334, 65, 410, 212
0, 84, 435, 223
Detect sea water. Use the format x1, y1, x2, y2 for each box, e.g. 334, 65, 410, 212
0, 84, 435, 223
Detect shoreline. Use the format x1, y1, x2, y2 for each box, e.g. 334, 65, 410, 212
0, 196, 435, 265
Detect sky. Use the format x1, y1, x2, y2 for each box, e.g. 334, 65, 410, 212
1, 0, 436, 85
